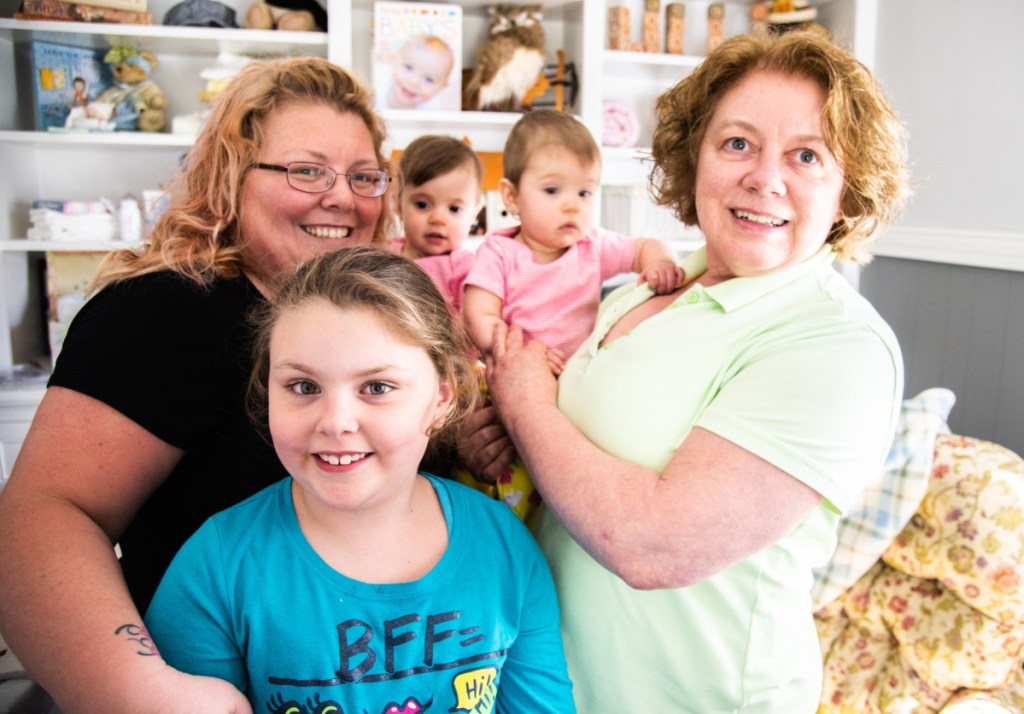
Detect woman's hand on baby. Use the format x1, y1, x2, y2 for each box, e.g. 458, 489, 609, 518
638, 260, 686, 294
486, 322, 559, 427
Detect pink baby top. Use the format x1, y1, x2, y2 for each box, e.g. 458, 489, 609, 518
387, 236, 475, 314
464, 225, 638, 359
417, 248, 476, 314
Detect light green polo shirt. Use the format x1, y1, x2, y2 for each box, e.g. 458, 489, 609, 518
537, 246, 903, 712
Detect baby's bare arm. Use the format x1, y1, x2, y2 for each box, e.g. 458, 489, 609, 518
634, 238, 685, 294
463, 286, 506, 355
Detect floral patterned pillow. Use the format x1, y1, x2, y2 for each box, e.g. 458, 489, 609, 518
883, 434, 1024, 622
818, 433, 1024, 711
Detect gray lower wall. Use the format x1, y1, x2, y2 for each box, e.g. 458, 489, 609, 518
865, 0, 1024, 458
860, 257, 1024, 457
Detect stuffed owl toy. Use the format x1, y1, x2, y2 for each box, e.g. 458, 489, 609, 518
464, 4, 546, 112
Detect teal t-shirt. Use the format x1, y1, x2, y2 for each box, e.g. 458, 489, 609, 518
146, 475, 575, 714
538, 246, 902, 712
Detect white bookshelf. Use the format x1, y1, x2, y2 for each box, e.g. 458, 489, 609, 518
0, 0, 877, 369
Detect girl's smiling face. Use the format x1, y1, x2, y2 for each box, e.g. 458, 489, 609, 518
694, 70, 845, 285
267, 300, 452, 519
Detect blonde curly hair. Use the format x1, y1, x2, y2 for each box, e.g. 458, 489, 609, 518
650, 30, 909, 264
92, 57, 390, 291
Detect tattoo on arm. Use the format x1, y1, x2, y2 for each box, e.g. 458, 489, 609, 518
115, 623, 159, 657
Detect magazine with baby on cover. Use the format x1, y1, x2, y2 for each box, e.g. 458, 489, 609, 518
372, 2, 462, 112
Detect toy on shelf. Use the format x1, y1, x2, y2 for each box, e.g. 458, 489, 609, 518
522, 49, 577, 112
163, 0, 238, 27
766, 0, 825, 35
608, 2, 687, 55
642, 0, 659, 52
463, 4, 545, 112
706, 3, 725, 54
243, 0, 326, 31
68, 46, 166, 132
607, 5, 629, 50
665, 3, 684, 54
198, 53, 253, 106
768, 0, 816, 25
749, 1, 771, 36
172, 52, 254, 136
602, 98, 639, 148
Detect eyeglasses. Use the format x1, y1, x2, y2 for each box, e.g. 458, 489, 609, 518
252, 162, 391, 198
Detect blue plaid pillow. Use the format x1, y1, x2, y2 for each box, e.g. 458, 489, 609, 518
811, 388, 956, 611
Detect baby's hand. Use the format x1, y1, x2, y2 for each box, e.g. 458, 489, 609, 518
638, 260, 685, 294
546, 346, 567, 376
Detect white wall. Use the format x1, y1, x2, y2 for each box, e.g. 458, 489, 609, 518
876, 0, 1024, 232
870, 0, 1024, 268
862, 0, 1024, 455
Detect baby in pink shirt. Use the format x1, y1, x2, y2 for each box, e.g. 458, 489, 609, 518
392, 135, 482, 315
464, 109, 683, 374
459, 111, 684, 522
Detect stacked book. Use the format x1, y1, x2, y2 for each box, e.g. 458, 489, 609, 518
28, 199, 119, 242
16, 0, 152, 25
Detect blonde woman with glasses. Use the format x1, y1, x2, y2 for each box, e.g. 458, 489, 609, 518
0, 58, 489, 714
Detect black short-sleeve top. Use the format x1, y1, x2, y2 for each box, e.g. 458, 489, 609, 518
49, 270, 285, 611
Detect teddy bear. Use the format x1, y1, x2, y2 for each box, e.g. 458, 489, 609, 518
87, 47, 167, 132
243, 0, 326, 32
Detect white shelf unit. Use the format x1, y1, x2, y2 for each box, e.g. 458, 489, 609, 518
0, 0, 876, 371
0, 3, 336, 368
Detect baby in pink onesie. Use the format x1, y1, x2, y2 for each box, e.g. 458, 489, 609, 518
464, 109, 683, 374
391, 135, 482, 316
459, 111, 684, 522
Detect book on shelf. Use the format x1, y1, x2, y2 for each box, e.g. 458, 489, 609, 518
17, 41, 116, 131
42, 0, 147, 13
16, 0, 153, 24
372, 2, 462, 113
